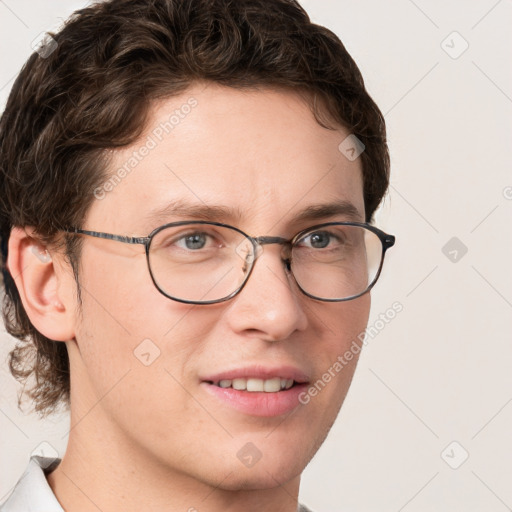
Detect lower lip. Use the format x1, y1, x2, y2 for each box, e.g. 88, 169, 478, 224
201, 382, 309, 417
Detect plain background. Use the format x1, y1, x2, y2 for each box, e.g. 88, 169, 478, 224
1, 1, 511, 510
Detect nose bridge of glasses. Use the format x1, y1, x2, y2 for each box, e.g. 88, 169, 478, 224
253, 235, 289, 246
252, 235, 291, 260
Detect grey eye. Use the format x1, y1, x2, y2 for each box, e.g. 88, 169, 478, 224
181, 233, 207, 250
299, 231, 333, 249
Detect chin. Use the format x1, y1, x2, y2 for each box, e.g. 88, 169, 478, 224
208, 438, 314, 491
213, 461, 304, 491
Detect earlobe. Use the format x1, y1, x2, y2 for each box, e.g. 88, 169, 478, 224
7, 227, 76, 342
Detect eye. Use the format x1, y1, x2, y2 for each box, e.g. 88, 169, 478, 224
298, 230, 338, 249
174, 231, 219, 251
177, 232, 208, 250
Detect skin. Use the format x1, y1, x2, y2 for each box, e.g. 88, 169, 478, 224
8, 82, 370, 512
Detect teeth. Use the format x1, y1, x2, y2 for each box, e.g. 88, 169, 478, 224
247, 378, 264, 392
263, 378, 281, 392
232, 378, 246, 390
214, 377, 295, 392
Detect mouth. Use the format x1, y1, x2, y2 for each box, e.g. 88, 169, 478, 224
200, 366, 310, 417
205, 377, 297, 392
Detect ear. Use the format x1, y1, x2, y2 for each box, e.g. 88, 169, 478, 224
7, 227, 76, 342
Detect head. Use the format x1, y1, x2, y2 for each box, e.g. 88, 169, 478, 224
0, 0, 389, 491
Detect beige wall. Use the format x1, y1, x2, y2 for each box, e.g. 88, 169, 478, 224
1, 1, 511, 510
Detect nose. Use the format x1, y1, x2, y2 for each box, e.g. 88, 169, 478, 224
224, 242, 308, 341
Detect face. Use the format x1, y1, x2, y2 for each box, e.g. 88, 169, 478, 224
67, 83, 370, 490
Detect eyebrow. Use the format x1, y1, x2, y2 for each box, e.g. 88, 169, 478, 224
143, 198, 364, 228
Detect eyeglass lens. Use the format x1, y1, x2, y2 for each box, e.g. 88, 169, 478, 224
147, 223, 384, 303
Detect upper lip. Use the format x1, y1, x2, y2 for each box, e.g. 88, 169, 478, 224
201, 364, 310, 384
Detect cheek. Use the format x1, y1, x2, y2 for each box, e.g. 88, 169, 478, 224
77, 245, 186, 341
73, 250, 203, 398
72, 246, 229, 397
72, 288, 214, 455
305, 294, 370, 407
316, 293, 371, 355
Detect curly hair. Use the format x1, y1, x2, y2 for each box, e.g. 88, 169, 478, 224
0, 0, 389, 417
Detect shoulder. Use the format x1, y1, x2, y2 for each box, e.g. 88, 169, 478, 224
0, 456, 63, 512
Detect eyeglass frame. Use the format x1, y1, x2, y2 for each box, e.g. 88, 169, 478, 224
63, 220, 395, 305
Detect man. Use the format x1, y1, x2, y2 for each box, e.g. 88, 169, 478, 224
0, 0, 394, 510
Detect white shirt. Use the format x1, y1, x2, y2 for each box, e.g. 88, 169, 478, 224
1, 456, 63, 511
1, 457, 313, 511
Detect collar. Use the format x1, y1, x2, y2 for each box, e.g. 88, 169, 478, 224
0, 456, 63, 512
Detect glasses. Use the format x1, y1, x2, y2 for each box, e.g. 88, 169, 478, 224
64, 221, 395, 304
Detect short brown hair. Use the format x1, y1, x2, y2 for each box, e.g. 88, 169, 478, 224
0, 0, 389, 416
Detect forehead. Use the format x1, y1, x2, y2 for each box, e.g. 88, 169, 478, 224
88, 82, 365, 234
